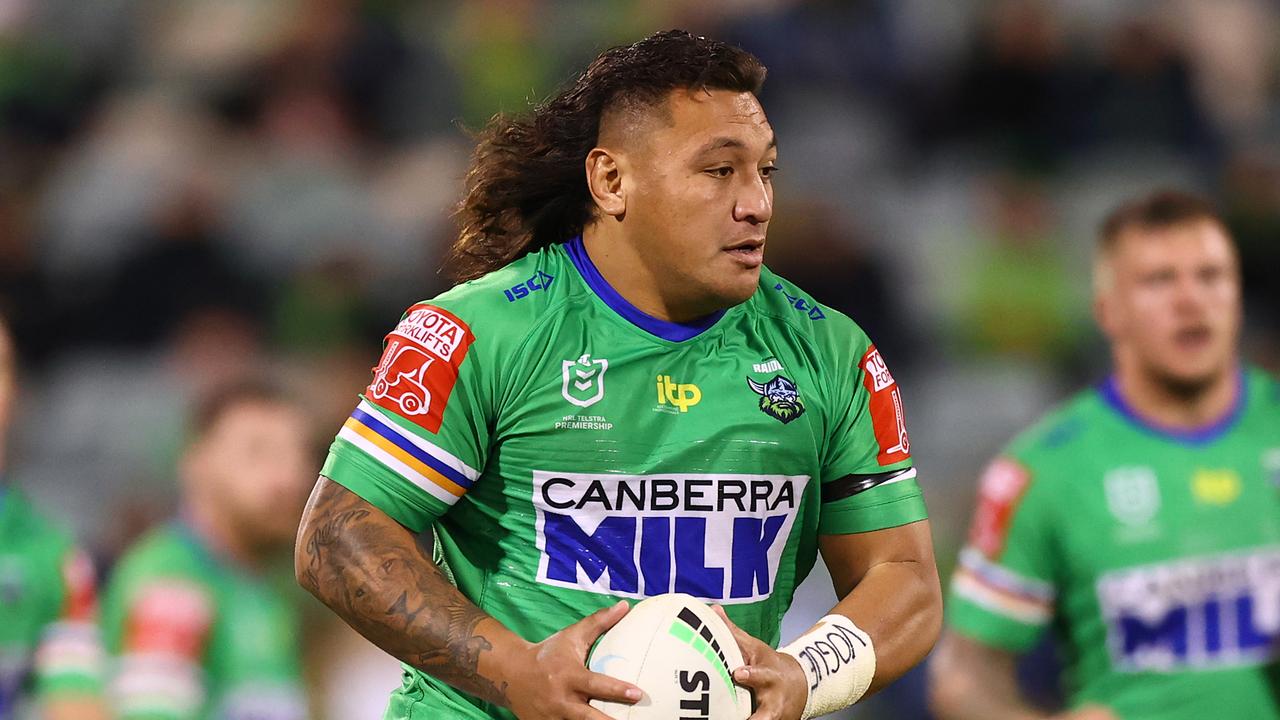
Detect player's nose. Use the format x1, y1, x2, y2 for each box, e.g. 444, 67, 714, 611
734, 174, 772, 225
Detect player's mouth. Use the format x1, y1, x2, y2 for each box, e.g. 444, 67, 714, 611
1173, 325, 1213, 352
724, 238, 764, 268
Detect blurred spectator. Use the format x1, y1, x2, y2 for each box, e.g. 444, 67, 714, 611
938, 0, 1076, 172
1222, 147, 1280, 361
445, 0, 557, 127
101, 381, 314, 720
95, 178, 263, 351
1077, 14, 1216, 162
0, 314, 108, 720
0, 193, 61, 366
950, 174, 1087, 369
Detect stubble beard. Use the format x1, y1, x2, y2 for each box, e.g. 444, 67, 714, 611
1146, 358, 1231, 404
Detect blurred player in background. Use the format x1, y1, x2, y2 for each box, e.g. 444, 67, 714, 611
0, 316, 106, 720
297, 29, 940, 720
102, 382, 314, 720
928, 191, 1280, 719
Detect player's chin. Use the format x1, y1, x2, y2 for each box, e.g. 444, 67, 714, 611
1154, 358, 1231, 396
712, 268, 761, 305
715, 285, 757, 311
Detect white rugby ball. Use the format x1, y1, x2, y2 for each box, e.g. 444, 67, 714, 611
587, 594, 752, 719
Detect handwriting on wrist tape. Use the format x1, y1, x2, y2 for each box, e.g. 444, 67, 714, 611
793, 622, 869, 689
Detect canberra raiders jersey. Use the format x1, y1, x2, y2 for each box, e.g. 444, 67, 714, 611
948, 369, 1280, 719
322, 236, 927, 719
101, 524, 307, 720
0, 489, 102, 720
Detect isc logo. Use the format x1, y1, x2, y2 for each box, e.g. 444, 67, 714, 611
503, 271, 554, 302
657, 375, 701, 413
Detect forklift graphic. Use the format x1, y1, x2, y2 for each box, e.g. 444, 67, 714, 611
371, 341, 434, 415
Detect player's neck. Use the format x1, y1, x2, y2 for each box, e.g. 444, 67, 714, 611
184, 500, 265, 571
1111, 362, 1240, 431
581, 225, 719, 323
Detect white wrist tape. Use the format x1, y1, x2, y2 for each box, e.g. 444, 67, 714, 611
778, 614, 876, 719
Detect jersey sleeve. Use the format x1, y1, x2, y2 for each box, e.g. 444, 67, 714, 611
104, 567, 215, 720
818, 336, 926, 535
946, 457, 1057, 652
33, 546, 104, 700
321, 302, 489, 532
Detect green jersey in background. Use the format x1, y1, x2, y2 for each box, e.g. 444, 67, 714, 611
948, 369, 1280, 719
101, 524, 307, 720
0, 489, 103, 720
323, 237, 929, 719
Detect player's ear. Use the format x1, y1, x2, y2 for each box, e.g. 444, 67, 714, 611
586, 147, 626, 219
1091, 257, 1120, 339
1094, 288, 1120, 340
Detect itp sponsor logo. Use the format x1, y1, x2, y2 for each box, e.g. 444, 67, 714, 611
656, 375, 702, 413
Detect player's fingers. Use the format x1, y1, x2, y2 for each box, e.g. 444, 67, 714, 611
732, 664, 783, 691
713, 605, 766, 660
574, 669, 643, 705
572, 600, 631, 642
571, 703, 630, 720
745, 707, 783, 720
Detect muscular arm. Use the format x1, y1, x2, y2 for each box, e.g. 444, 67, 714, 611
294, 476, 523, 706
927, 631, 1045, 720
43, 698, 108, 720
818, 518, 942, 694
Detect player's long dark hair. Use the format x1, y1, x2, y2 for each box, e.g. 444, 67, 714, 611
448, 30, 766, 282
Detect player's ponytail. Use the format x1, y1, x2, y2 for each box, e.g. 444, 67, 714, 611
448, 29, 765, 283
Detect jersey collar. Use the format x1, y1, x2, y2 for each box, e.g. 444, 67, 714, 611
564, 236, 726, 342
1098, 369, 1246, 446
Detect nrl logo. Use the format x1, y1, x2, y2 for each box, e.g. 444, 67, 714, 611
747, 375, 806, 424
562, 353, 608, 408
1104, 467, 1160, 526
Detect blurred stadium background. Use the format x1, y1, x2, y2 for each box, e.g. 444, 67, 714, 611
2, 0, 1279, 717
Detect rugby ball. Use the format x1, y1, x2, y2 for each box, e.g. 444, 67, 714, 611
587, 594, 752, 719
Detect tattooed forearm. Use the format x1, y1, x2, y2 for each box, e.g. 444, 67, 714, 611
296, 477, 510, 705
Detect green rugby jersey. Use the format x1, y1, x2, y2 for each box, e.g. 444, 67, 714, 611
322, 237, 929, 719
947, 369, 1280, 719
101, 524, 307, 720
0, 489, 102, 719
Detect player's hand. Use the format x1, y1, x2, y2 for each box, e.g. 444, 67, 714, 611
502, 600, 643, 720
713, 605, 808, 720
1051, 706, 1120, 720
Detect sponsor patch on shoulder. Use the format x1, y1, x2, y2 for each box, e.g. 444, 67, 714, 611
968, 458, 1032, 558
367, 304, 475, 433
859, 346, 910, 464
126, 581, 214, 657
60, 549, 98, 620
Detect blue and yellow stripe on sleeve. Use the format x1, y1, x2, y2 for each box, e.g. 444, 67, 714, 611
336, 400, 479, 508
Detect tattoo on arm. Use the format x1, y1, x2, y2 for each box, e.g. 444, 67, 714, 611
298, 478, 509, 705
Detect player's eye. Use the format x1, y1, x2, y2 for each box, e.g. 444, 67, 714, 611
760, 165, 779, 180
1198, 266, 1225, 283
705, 166, 733, 178
1140, 269, 1176, 287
